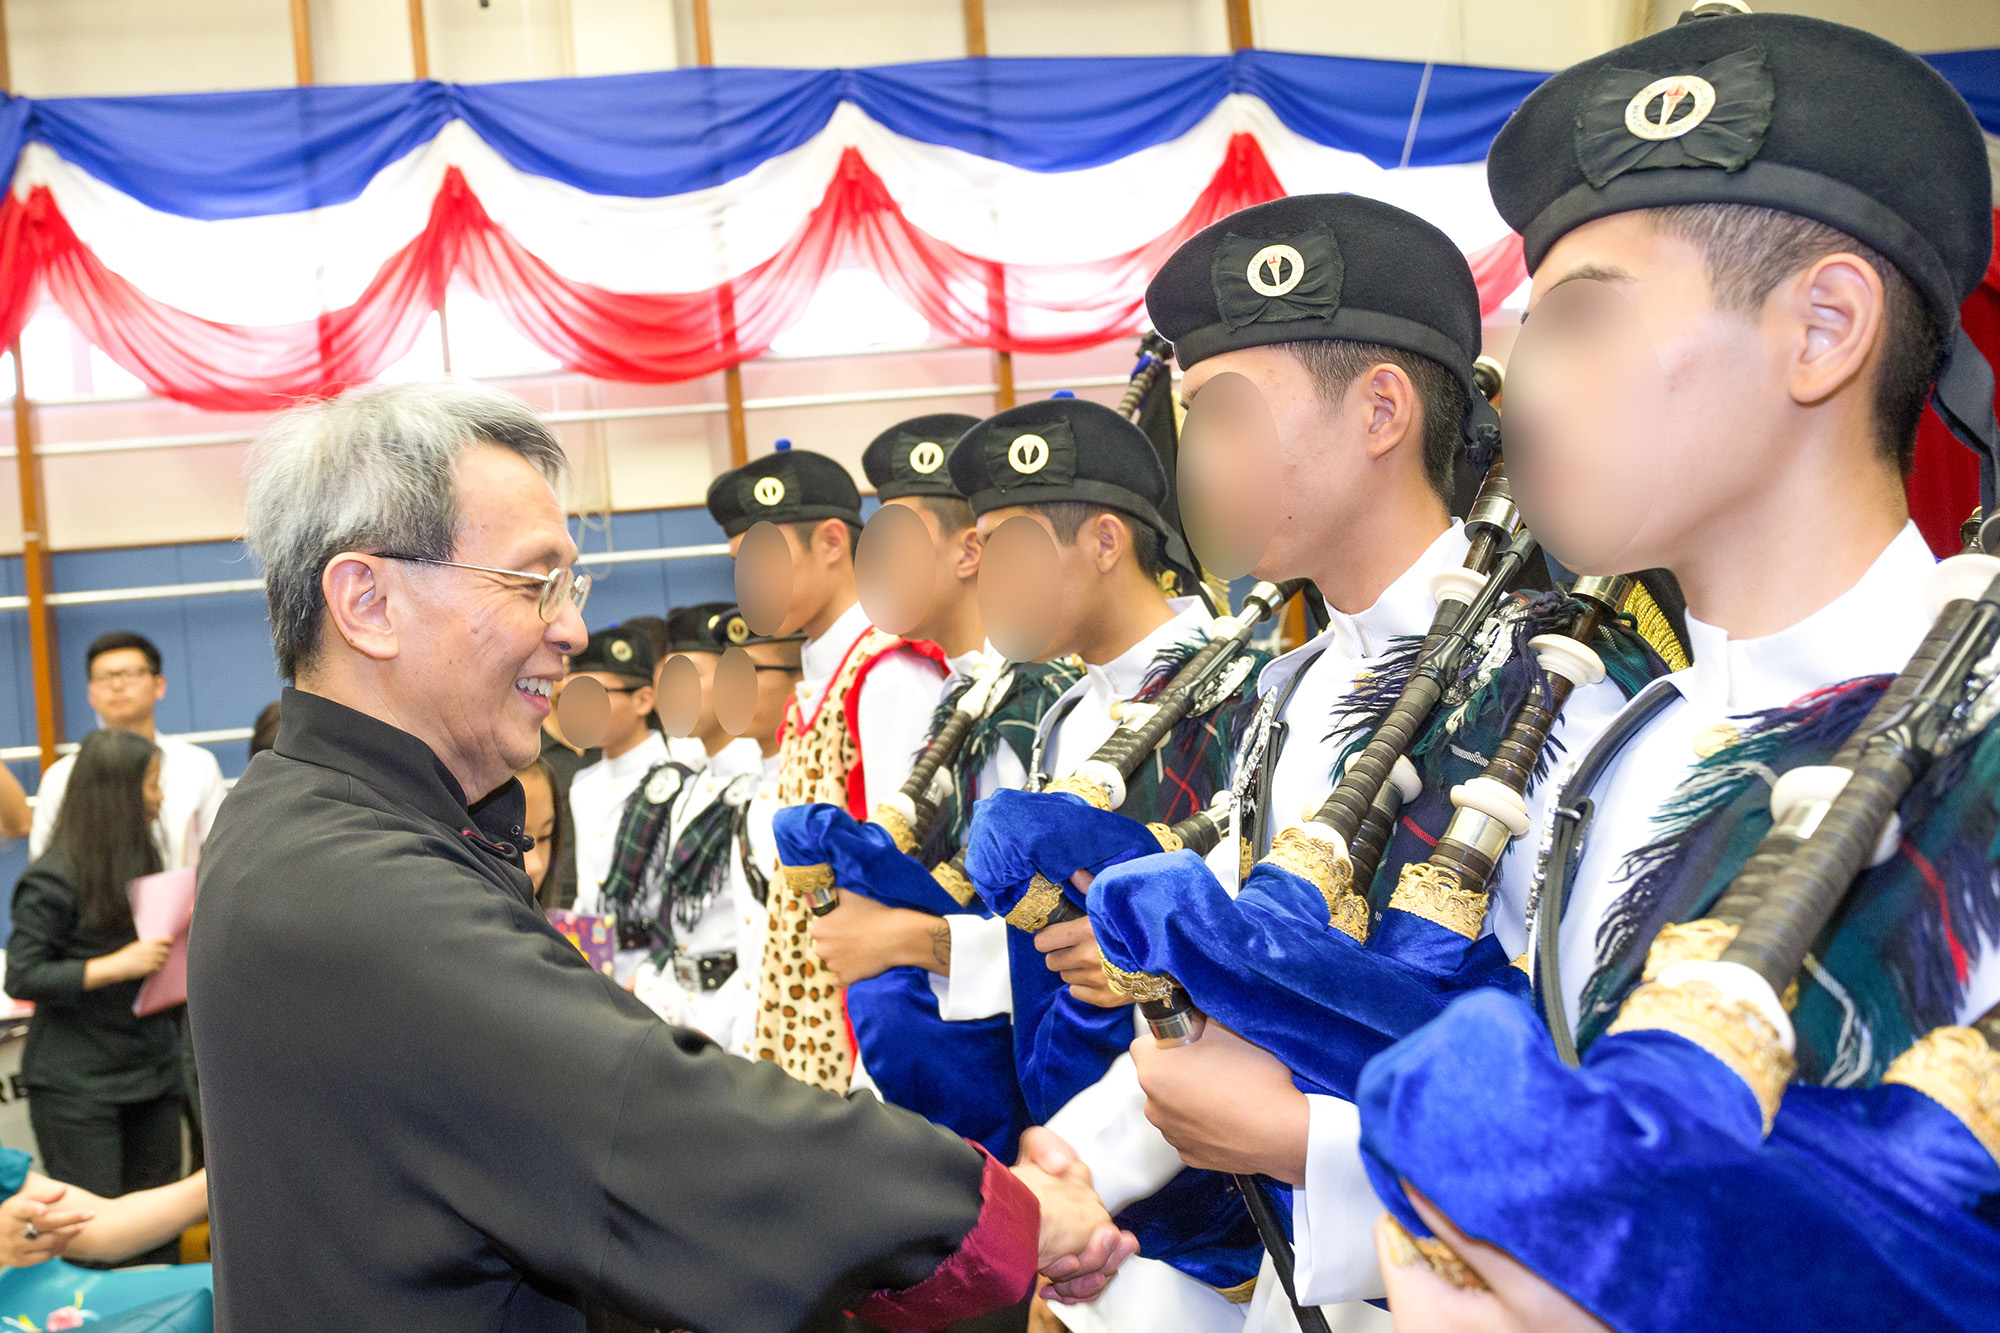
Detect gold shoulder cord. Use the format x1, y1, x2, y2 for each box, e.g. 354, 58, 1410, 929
1622, 580, 1690, 672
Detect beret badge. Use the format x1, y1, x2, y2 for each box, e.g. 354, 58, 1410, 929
1008, 434, 1050, 475
610, 639, 634, 663
752, 475, 786, 507
725, 614, 750, 645
1212, 223, 1344, 332
1577, 46, 1774, 189
907, 441, 945, 474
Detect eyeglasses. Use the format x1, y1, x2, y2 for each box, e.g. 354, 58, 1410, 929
89, 667, 157, 686
373, 553, 592, 623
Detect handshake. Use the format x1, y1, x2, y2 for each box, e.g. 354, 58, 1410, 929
1008, 1127, 1140, 1304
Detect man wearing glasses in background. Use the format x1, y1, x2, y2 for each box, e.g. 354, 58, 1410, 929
560, 625, 669, 925
30, 631, 227, 869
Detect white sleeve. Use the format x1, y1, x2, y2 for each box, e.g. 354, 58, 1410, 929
855, 651, 946, 815
1044, 1047, 1186, 1214
1292, 1095, 1387, 1306
931, 914, 1013, 1020
28, 757, 69, 859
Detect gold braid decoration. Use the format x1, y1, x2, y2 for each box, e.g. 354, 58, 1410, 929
1388, 862, 1488, 939
1267, 828, 1366, 941
1101, 960, 1178, 1003
1380, 1215, 1488, 1292
1510, 952, 1531, 974
1148, 822, 1185, 853
1641, 919, 1798, 1008
1239, 836, 1255, 884
869, 804, 917, 854
1046, 774, 1114, 810
1212, 1276, 1258, 1305
782, 863, 834, 899
1622, 580, 1690, 672
930, 858, 977, 908
1884, 1026, 2000, 1165
1609, 978, 1795, 1132
1005, 873, 1068, 932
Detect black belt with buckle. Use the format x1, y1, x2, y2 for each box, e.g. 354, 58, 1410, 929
673, 951, 738, 992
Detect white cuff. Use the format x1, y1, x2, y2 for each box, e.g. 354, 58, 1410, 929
931, 914, 1013, 1020
1044, 1046, 1185, 1215
1292, 1095, 1387, 1306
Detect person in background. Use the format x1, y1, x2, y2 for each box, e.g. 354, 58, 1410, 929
248, 700, 282, 758
614, 613, 708, 769
0, 764, 27, 841
6, 729, 184, 1267
30, 632, 227, 871
515, 756, 567, 911
0, 1157, 208, 1271
566, 626, 666, 916
537, 694, 597, 911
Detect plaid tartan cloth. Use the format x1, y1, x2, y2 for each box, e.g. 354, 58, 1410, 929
599, 761, 693, 951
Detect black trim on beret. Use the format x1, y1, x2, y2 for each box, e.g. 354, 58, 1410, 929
861, 413, 981, 501
664, 601, 734, 656
570, 625, 656, 685
705, 448, 863, 538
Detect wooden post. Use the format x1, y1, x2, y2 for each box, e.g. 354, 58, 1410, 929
724, 365, 748, 467
0, 5, 60, 770
1225, 0, 1254, 51
692, 0, 715, 66
993, 351, 1015, 410
408, 0, 430, 80
688, 1, 748, 465
12, 351, 58, 772
290, 0, 314, 85
961, 0, 987, 56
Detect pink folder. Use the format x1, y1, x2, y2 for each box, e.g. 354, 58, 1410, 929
129, 867, 198, 1018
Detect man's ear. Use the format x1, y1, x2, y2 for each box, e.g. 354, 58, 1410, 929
632, 684, 657, 717
1355, 363, 1419, 461
949, 524, 982, 583
1085, 512, 1129, 575
815, 517, 850, 568
1785, 252, 1884, 409
322, 554, 401, 663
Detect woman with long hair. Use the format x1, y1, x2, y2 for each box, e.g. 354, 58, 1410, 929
5, 729, 184, 1265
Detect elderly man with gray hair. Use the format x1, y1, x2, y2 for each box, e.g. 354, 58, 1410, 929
188, 382, 1135, 1333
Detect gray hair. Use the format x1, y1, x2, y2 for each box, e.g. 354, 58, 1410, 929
245, 382, 570, 681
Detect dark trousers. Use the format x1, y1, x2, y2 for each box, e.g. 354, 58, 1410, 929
30, 1087, 185, 1266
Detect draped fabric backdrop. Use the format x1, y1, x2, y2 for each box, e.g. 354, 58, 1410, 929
0, 47, 1991, 544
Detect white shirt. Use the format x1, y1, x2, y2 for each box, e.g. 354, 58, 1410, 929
568, 730, 671, 917
793, 601, 946, 816
1507, 522, 1998, 1032
30, 732, 228, 871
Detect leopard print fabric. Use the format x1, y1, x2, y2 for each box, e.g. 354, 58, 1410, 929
754, 627, 902, 1091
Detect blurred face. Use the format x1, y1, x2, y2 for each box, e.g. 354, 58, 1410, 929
517, 766, 557, 892
729, 519, 847, 637
743, 642, 799, 746
1513, 212, 1783, 575
382, 445, 586, 798
141, 754, 163, 823
88, 648, 164, 732
1178, 346, 1331, 582
563, 670, 655, 757
654, 650, 720, 740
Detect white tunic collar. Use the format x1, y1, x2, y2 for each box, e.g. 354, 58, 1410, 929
1674, 521, 1937, 713
1083, 597, 1211, 703
799, 599, 871, 691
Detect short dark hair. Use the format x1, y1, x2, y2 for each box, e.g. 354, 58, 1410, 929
1280, 341, 1466, 500
1031, 502, 1167, 581
1646, 203, 1940, 474
910, 494, 975, 534
249, 700, 282, 757
86, 631, 161, 676
786, 517, 861, 560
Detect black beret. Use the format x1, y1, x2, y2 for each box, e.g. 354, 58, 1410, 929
570, 624, 656, 686
702, 604, 805, 651
1487, 8, 1996, 481
946, 397, 1193, 572
862, 414, 981, 501
1145, 193, 1497, 460
664, 601, 734, 655
705, 445, 863, 538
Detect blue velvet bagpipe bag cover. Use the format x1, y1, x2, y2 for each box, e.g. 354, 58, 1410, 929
771, 803, 1031, 1161
964, 788, 1264, 1290
1356, 987, 2000, 1332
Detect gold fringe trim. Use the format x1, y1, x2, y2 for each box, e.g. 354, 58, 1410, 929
1240, 836, 1255, 884
1047, 774, 1114, 810
1885, 1026, 2000, 1166
1609, 978, 1794, 1133
1622, 580, 1690, 672
1510, 951, 1531, 974
1388, 862, 1487, 939
931, 858, 977, 908
1267, 828, 1365, 941
869, 804, 917, 854
1380, 1216, 1487, 1292
1101, 960, 1177, 1003
782, 863, 834, 899
1148, 822, 1185, 853
1641, 919, 1797, 1008
1212, 1275, 1258, 1304
1005, 873, 1067, 933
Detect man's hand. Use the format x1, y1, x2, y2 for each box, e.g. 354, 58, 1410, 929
1374, 1188, 1611, 1333
806, 894, 947, 986
1034, 873, 1121, 1008
1129, 1023, 1309, 1183
0, 1181, 92, 1268
1013, 1126, 1139, 1304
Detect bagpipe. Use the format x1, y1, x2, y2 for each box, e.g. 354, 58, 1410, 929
1357, 547, 2000, 1330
